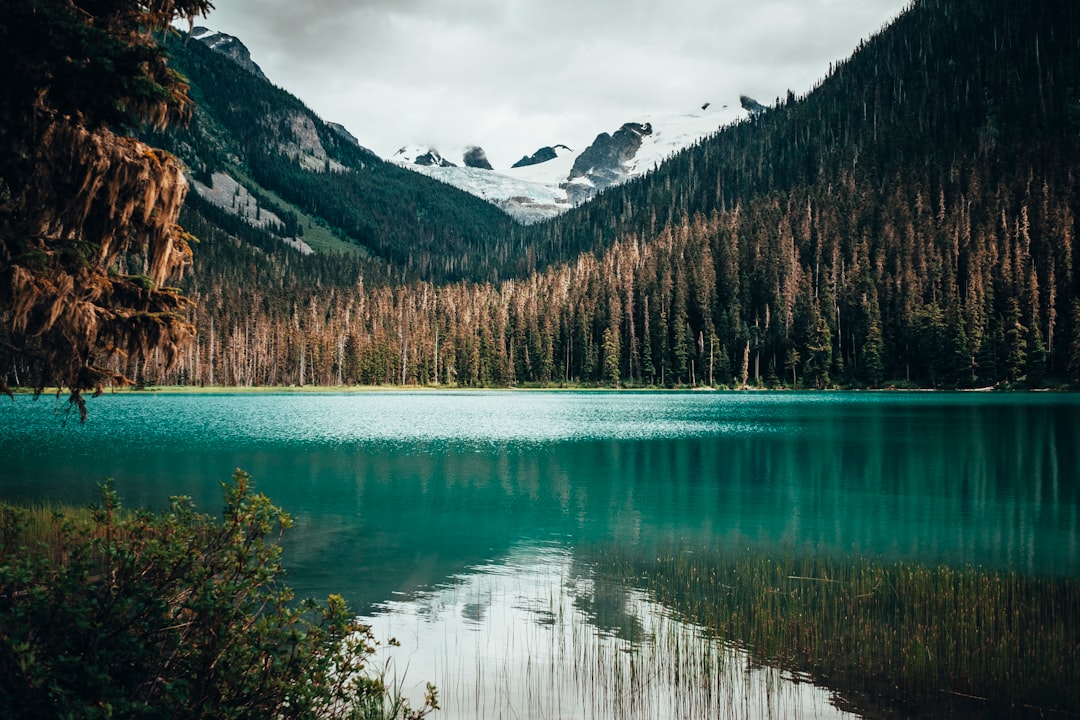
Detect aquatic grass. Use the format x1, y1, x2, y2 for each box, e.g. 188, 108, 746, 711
371, 545, 850, 719
587, 543, 1080, 718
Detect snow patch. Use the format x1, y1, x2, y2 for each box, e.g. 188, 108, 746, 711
388, 102, 746, 222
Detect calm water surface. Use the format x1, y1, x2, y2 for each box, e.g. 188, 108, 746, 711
1, 391, 1077, 717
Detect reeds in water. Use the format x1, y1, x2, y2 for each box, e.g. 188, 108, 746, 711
588, 543, 1080, 718
367, 544, 855, 719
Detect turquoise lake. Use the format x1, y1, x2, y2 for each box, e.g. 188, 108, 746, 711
1, 391, 1077, 717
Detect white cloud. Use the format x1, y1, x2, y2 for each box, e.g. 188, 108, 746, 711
200, 0, 908, 169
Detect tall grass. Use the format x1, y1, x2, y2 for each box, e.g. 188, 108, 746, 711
367, 544, 855, 719
588, 543, 1080, 718
0, 502, 102, 565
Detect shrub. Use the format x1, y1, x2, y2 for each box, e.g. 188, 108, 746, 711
0, 470, 436, 720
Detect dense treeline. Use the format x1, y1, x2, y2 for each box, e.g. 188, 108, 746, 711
506, 0, 1080, 277
72, 0, 1080, 390
133, 147, 1078, 389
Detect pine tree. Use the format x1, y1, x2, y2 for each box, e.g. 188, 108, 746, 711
1069, 300, 1080, 387
602, 327, 621, 388
804, 314, 833, 389
784, 347, 801, 388
0, 0, 212, 416
1004, 298, 1028, 384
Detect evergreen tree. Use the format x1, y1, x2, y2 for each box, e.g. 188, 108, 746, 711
1004, 298, 1028, 384
863, 299, 886, 388
804, 312, 833, 389
1069, 300, 1080, 386
0, 0, 212, 416
602, 327, 621, 388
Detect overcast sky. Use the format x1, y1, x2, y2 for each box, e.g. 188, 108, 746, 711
198, 0, 910, 169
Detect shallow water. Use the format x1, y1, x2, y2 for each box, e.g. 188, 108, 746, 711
2, 390, 1077, 717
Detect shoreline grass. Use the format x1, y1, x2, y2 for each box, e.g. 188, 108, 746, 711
588, 542, 1080, 719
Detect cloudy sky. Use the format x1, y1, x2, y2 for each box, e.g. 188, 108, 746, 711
198, 0, 910, 169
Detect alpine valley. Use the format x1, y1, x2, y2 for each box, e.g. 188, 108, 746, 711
129, 0, 1080, 390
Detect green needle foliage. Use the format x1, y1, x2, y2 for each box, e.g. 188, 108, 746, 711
0, 471, 437, 720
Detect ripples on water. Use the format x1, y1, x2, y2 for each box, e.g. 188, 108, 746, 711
2, 390, 1078, 718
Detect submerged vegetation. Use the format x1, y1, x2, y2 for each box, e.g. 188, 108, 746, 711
589, 543, 1080, 718
0, 472, 437, 720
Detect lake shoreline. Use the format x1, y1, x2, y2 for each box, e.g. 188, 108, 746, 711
9, 382, 1077, 396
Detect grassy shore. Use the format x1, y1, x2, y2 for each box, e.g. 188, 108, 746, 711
589, 542, 1080, 719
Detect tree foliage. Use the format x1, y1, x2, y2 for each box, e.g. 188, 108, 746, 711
0, 471, 438, 720
0, 0, 212, 416
7, 0, 1077, 394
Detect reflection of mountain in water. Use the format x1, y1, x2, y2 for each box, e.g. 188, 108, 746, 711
274, 396, 1079, 610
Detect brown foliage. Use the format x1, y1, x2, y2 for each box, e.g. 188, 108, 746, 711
0, 0, 212, 416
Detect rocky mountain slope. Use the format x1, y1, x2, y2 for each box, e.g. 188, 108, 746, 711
154, 28, 519, 283
390, 102, 746, 223
188, 26, 757, 225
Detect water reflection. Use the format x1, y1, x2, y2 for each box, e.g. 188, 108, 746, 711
0, 392, 1077, 607
364, 542, 857, 720
2, 392, 1077, 718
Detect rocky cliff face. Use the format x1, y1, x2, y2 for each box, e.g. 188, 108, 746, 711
464, 146, 494, 170
512, 145, 572, 168
566, 122, 653, 203
191, 27, 268, 81
327, 122, 361, 147
274, 111, 347, 173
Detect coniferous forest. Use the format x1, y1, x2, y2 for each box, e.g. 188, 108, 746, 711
51, 0, 1080, 390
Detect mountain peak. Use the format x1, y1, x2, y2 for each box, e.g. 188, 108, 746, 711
393, 145, 456, 167
565, 121, 654, 203
463, 146, 494, 170
191, 27, 268, 81
387, 103, 743, 222
512, 144, 573, 169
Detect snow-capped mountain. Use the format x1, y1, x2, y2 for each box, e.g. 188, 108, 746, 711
390, 102, 747, 223
192, 23, 752, 225
391, 145, 574, 223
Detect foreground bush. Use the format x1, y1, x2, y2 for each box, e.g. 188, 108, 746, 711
0, 471, 436, 720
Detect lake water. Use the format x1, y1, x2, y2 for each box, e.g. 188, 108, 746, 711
1, 390, 1077, 717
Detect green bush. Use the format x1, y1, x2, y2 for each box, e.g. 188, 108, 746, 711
0, 471, 437, 720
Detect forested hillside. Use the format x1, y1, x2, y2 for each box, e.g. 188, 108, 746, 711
132, 0, 1080, 389
152, 34, 519, 284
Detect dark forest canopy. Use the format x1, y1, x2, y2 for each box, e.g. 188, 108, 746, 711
4, 0, 1080, 392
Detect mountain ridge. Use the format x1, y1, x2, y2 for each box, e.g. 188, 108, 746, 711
388, 104, 743, 222
122, 0, 1080, 395
189, 26, 750, 225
